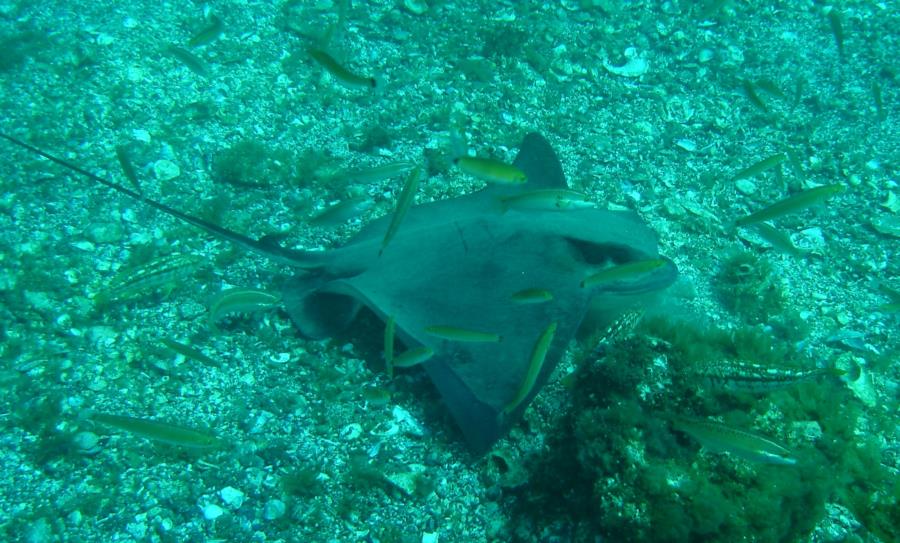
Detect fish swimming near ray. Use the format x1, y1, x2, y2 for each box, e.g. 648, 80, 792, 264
1, 131, 677, 453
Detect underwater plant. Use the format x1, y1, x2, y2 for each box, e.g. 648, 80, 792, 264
715, 250, 785, 324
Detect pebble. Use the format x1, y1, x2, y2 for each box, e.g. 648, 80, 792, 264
72, 431, 101, 455
263, 499, 286, 520
403, 0, 428, 15
674, 139, 697, 152
735, 178, 757, 195
84, 222, 124, 244
219, 486, 245, 509
153, 159, 180, 181
132, 129, 151, 143
202, 503, 225, 520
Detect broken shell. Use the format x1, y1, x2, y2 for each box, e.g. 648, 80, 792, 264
384, 464, 427, 496
370, 420, 400, 437
391, 405, 426, 437
340, 423, 363, 440
603, 56, 649, 78
675, 139, 697, 152
835, 354, 878, 407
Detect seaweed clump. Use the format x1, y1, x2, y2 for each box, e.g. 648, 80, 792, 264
211, 140, 299, 189
715, 251, 784, 324
504, 316, 876, 543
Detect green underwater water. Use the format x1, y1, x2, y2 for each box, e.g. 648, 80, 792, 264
0, 1, 897, 542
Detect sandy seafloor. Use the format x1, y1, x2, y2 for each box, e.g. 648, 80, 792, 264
0, 1, 897, 542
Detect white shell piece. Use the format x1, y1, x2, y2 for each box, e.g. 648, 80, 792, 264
603, 57, 649, 78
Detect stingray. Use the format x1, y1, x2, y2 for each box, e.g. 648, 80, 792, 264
1, 131, 677, 453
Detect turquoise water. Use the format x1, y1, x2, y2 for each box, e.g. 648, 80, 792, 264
1, 1, 897, 542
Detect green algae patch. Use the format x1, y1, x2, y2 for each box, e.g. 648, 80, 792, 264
504, 316, 889, 542
715, 251, 784, 325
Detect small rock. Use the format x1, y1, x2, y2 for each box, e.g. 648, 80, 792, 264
674, 139, 696, 152
84, 222, 124, 244
219, 486, 244, 509
403, 0, 428, 15
202, 503, 224, 521
263, 499, 286, 520
392, 405, 426, 437
153, 159, 180, 181
385, 470, 418, 497
871, 214, 900, 238
72, 431, 101, 455
132, 129, 151, 142
735, 179, 757, 195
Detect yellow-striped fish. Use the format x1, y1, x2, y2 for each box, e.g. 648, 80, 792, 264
209, 287, 281, 327
499, 189, 594, 212
581, 258, 666, 289
95, 253, 204, 306
735, 184, 844, 226
670, 416, 796, 465
91, 412, 222, 449
309, 196, 375, 228
380, 166, 422, 255
384, 315, 396, 379
392, 346, 435, 368
308, 47, 377, 89
455, 156, 526, 184
510, 288, 553, 304
501, 322, 557, 417
731, 153, 785, 181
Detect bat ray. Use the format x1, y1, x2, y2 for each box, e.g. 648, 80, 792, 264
1, 132, 677, 454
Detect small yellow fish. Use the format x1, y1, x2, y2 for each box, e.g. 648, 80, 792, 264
209, 287, 281, 327
581, 259, 666, 289
455, 156, 526, 184
115, 145, 141, 193
380, 165, 422, 255
499, 189, 593, 212
165, 45, 209, 77
731, 153, 785, 181
392, 346, 435, 368
424, 325, 502, 343
343, 161, 416, 183
384, 315, 396, 379
309, 196, 375, 228
160, 338, 219, 367
188, 14, 223, 47
735, 184, 844, 226
91, 412, 222, 449
308, 47, 376, 89
501, 321, 557, 417
669, 416, 796, 465
510, 288, 553, 304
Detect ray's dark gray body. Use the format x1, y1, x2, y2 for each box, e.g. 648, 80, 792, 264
1, 131, 676, 454
282, 133, 676, 452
